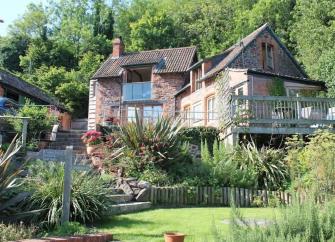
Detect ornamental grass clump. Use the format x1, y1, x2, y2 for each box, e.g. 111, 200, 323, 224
0, 134, 36, 223
0, 223, 36, 241
27, 161, 112, 226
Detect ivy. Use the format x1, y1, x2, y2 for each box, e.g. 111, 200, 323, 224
267, 77, 286, 96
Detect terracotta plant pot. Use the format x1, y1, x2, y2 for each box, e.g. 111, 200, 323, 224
164, 232, 186, 242
86, 145, 98, 155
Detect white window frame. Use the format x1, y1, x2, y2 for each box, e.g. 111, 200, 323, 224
192, 102, 203, 123
207, 96, 216, 122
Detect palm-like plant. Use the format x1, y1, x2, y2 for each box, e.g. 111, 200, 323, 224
235, 142, 289, 190
0, 134, 31, 222
118, 113, 184, 170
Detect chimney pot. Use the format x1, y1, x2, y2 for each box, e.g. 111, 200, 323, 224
112, 37, 124, 58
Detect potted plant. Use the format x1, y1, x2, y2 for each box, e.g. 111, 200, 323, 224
81, 130, 102, 155
164, 232, 186, 242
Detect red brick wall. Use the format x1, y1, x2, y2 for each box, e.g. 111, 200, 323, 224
94, 73, 186, 125
0, 84, 4, 96
152, 73, 186, 113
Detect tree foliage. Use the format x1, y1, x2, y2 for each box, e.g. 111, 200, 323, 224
0, 0, 335, 116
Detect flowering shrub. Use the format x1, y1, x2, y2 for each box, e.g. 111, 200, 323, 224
81, 130, 102, 145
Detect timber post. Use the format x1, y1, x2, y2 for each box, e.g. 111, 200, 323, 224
61, 146, 73, 224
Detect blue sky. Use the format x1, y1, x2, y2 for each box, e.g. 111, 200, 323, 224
0, 0, 48, 36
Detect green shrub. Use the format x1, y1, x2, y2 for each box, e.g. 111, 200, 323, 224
136, 166, 171, 186
9, 101, 58, 142
215, 197, 335, 241
178, 126, 219, 153
27, 161, 112, 226
251, 195, 264, 207
286, 130, 335, 193
43, 222, 92, 237
0, 223, 36, 241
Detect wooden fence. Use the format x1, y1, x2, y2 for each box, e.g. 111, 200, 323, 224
149, 186, 294, 207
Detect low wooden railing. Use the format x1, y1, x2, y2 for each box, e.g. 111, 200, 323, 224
150, 186, 292, 207
230, 96, 335, 127
149, 186, 326, 207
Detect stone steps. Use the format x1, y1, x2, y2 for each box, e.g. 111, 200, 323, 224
48, 130, 87, 151
108, 202, 152, 215
108, 194, 133, 203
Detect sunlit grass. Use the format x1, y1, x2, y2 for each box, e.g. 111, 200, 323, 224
97, 207, 277, 242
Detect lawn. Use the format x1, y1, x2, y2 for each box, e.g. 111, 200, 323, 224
97, 207, 278, 242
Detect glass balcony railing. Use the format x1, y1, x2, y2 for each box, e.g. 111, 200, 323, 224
123, 82, 152, 101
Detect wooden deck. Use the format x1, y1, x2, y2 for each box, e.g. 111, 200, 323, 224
224, 95, 335, 141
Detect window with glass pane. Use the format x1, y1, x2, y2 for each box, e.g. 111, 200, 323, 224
153, 106, 163, 120
262, 43, 274, 70
143, 106, 162, 122
183, 106, 191, 125
207, 96, 215, 122
128, 107, 139, 122
195, 81, 202, 90
195, 68, 202, 91
192, 102, 203, 123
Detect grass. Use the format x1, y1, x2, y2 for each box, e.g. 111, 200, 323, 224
97, 207, 278, 242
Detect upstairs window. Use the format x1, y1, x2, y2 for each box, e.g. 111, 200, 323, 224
183, 105, 191, 126
207, 96, 216, 122
192, 102, 203, 123
193, 67, 202, 91
262, 43, 274, 70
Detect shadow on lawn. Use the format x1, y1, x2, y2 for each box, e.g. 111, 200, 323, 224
97, 216, 154, 229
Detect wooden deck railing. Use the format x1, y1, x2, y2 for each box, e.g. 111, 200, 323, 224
230, 96, 335, 129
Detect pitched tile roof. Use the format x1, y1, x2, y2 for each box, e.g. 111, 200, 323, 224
199, 23, 307, 81
93, 46, 197, 78
0, 70, 64, 108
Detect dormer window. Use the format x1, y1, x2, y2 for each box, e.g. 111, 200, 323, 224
123, 65, 153, 101
262, 43, 274, 70
193, 67, 202, 91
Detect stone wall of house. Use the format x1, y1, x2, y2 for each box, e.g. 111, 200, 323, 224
230, 29, 305, 78
95, 77, 122, 126
152, 73, 186, 114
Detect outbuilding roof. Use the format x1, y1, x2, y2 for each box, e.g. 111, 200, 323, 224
0, 70, 64, 108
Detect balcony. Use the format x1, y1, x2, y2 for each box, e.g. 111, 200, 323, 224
228, 95, 335, 134
123, 82, 151, 101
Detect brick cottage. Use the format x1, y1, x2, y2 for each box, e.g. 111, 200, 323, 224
88, 23, 332, 144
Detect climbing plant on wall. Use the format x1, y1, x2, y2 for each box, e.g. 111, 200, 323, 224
267, 77, 286, 96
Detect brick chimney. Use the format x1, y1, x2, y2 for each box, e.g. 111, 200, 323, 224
112, 37, 124, 58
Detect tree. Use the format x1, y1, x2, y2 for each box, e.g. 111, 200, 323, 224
0, 35, 29, 72
93, 0, 114, 39
129, 11, 177, 51
291, 0, 335, 79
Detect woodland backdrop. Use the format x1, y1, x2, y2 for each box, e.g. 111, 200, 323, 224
0, 0, 334, 117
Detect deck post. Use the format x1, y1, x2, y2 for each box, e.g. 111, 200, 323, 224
22, 118, 29, 148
